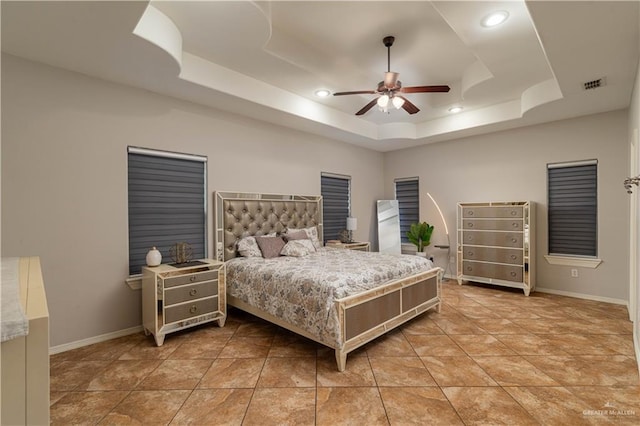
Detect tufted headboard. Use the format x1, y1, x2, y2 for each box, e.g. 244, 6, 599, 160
214, 191, 323, 261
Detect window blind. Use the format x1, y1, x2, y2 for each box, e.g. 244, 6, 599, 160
128, 149, 207, 275
321, 174, 350, 242
547, 161, 597, 257
395, 178, 419, 243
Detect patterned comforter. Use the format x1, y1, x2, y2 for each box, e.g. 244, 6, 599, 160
226, 248, 434, 348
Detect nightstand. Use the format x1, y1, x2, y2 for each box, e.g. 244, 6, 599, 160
142, 259, 226, 346
325, 241, 371, 252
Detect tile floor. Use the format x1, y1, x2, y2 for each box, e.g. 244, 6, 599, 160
50, 280, 640, 425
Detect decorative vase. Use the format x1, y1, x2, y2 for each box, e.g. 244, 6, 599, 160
146, 247, 162, 267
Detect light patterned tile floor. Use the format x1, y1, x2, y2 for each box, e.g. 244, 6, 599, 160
50, 280, 640, 425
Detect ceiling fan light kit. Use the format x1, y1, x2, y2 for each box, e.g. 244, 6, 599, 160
333, 35, 450, 116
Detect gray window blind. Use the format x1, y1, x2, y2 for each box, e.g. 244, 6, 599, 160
321, 174, 350, 242
395, 178, 419, 243
547, 161, 597, 257
128, 148, 206, 275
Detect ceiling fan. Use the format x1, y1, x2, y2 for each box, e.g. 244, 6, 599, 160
333, 36, 450, 116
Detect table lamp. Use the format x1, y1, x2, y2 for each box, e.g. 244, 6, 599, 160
346, 217, 357, 243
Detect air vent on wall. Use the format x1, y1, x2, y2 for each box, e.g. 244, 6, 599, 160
583, 77, 606, 90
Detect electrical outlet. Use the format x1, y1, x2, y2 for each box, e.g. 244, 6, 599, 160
571, 269, 578, 278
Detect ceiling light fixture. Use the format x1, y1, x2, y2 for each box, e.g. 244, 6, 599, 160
481, 10, 509, 27
377, 94, 405, 111
448, 106, 463, 113
315, 89, 331, 97
392, 96, 405, 109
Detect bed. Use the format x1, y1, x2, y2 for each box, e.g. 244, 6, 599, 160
214, 191, 442, 371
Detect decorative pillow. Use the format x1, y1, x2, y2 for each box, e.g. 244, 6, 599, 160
254, 236, 286, 259
284, 229, 309, 241
280, 239, 316, 257
237, 236, 262, 258
302, 226, 322, 249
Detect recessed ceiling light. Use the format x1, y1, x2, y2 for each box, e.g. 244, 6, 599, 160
448, 106, 463, 113
481, 11, 509, 28
315, 89, 331, 98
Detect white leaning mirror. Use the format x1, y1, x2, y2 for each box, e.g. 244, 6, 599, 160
377, 200, 401, 254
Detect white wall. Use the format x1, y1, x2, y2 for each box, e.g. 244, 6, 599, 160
629, 38, 640, 361
384, 110, 630, 301
1, 55, 384, 347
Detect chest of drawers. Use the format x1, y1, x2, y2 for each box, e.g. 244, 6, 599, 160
457, 202, 535, 296
142, 259, 226, 346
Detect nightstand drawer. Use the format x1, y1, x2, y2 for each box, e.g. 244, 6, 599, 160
164, 280, 218, 305
164, 270, 218, 288
462, 231, 523, 248
164, 297, 218, 324
462, 261, 523, 283
462, 219, 523, 231
462, 207, 523, 218
462, 247, 523, 265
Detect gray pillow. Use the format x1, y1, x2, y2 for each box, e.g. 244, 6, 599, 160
284, 229, 309, 241
255, 236, 286, 259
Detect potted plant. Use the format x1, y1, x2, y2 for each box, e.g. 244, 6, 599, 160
407, 222, 434, 256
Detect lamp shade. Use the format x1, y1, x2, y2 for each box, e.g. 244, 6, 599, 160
346, 217, 357, 231
377, 95, 389, 108
392, 96, 405, 109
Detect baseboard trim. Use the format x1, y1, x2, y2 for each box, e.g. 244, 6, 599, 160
536, 286, 627, 306
49, 325, 143, 355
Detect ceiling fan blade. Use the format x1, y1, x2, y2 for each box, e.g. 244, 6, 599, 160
333, 90, 376, 96
355, 98, 379, 116
384, 72, 399, 89
400, 85, 450, 93
399, 96, 420, 114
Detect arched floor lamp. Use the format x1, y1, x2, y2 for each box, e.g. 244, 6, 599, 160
427, 193, 453, 279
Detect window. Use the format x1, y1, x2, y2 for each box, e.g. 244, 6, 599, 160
128, 147, 207, 275
321, 173, 350, 242
547, 160, 597, 257
395, 178, 419, 243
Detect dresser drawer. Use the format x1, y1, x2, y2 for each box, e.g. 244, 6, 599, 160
164, 280, 218, 306
164, 297, 218, 324
462, 219, 523, 231
163, 270, 218, 288
462, 206, 523, 219
462, 261, 523, 283
461, 246, 523, 265
462, 231, 523, 248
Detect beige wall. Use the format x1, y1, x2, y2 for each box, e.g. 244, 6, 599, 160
1, 55, 384, 347
2, 52, 633, 349
384, 110, 630, 301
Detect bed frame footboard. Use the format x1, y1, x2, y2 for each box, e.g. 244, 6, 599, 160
334, 267, 441, 371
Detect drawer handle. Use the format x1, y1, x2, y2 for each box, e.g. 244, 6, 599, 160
510, 271, 517, 277
466, 266, 473, 272
467, 222, 474, 228
512, 222, 519, 228
467, 236, 473, 241
467, 251, 474, 256
189, 305, 198, 314
189, 288, 198, 296
510, 211, 517, 216
511, 238, 518, 243
189, 276, 197, 282
468, 211, 474, 216
510, 254, 517, 260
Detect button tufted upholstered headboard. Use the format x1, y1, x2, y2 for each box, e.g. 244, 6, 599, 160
214, 192, 323, 262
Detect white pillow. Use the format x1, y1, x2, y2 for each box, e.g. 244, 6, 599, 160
302, 226, 322, 250
237, 236, 262, 258
280, 239, 316, 257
